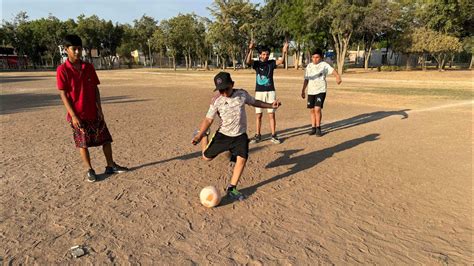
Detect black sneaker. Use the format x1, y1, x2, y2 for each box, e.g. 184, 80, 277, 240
315, 127, 323, 137
249, 134, 261, 144
309, 127, 316, 135
104, 162, 129, 174
87, 169, 97, 182
270, 135, 281, 144
226, 186, 246, 201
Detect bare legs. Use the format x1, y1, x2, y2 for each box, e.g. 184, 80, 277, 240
310, 107, 322, 127
255, 112, 277, 136
200, 134, 246, 187
79, 142, 115, 170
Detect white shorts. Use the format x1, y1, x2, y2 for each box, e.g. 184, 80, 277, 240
255, 91, 276, 114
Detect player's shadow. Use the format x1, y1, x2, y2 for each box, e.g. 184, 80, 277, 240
277, 109, 409, 141
129, 146, 266, 171
236, 133, 380, 200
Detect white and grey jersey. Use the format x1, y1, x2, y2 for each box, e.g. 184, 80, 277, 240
304, 61, 335, 95
206, 89, 256, 137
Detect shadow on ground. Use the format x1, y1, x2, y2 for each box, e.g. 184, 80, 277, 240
276, 109, 409, 141
130, 146, 266, 171
0, 94, 148, 115
234, 133, 380, 201
0, 75, 53, 84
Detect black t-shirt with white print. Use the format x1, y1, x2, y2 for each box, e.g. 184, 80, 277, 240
252, 59, 277, 92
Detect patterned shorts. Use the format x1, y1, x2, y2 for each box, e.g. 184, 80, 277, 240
70, 118, 113, 148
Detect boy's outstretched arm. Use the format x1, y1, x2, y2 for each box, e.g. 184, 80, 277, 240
59, 90, 82, 130
333, 71, 342, 85
245, 40, 255, 66
276, 41, 289, 66
192, 117, 213, 145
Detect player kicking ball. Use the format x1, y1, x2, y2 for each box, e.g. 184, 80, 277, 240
192, 72, 281, 201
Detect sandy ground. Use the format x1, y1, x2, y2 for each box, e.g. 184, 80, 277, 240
0, 68, 472, 264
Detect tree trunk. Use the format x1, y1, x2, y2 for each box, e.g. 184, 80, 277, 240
232, 54, 236, 70
221, 56, 226, 70
332, 31, 351, 75
364, 46, 372, 70
405, 53, 411, 70
294, 44, 300, 70
421, 54, 426, 70
189, 54, 192, 70
470, 54, 473, 69
173, 56, 176, 71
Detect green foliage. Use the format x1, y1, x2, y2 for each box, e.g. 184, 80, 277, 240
207, 0, 259, 68
319, 0, 366, 74
133, 15, 158, 56
415, 0, 464, 36
1, 0, 471, 70
408, 27, 463, 68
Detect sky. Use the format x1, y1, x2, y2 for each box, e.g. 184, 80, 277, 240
2, 0, 265, 24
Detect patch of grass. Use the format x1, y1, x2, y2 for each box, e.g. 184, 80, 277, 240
338, 87, 473, 100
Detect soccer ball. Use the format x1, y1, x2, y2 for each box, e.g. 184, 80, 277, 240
199, 186, 221, 208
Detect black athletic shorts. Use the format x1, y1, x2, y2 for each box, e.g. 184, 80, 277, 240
203, 132, 249, 159
307, 93, 326, 109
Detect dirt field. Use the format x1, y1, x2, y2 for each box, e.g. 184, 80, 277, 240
0, 68, 472, 264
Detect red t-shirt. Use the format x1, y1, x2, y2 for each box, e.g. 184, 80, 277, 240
56, 59, 100, 121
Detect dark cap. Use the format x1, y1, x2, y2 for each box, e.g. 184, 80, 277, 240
214, 72, 234, 91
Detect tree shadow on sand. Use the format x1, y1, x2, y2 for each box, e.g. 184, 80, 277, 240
276, 110, 409, 141
0, 75, 53, 84
0, 94, 148, 115
235, 133, 380, 200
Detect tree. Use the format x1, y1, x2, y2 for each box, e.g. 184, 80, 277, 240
320, 0, 365, 74
99, 21, 124, 69
357, 1, 399, 69
76, 15, 104, 60
208, 0, 260, 70
30, 15, 69, 66
116, 24, 137, 68
150, 26, 167, 68
415, 0, 463, 36
164, 14, 203, 70
194, 17, 213, 70
408, 27, 462, 70
2, 12, 33, 69
462, 37, 473, 69
159, 18, 182, 70
133, 15, 158, 65
275, 0, 308, 69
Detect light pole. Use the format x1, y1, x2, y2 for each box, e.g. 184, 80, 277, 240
147, 38, 153, 68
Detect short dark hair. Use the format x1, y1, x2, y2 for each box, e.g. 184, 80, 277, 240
311, 48, 324, 57
257, 45, 270, 54
63, 34, 82, 47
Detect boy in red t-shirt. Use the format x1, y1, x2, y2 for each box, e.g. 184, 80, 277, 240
57, 34, 128, 182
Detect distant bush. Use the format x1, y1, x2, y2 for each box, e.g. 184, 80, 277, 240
379, 65, 402, 71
